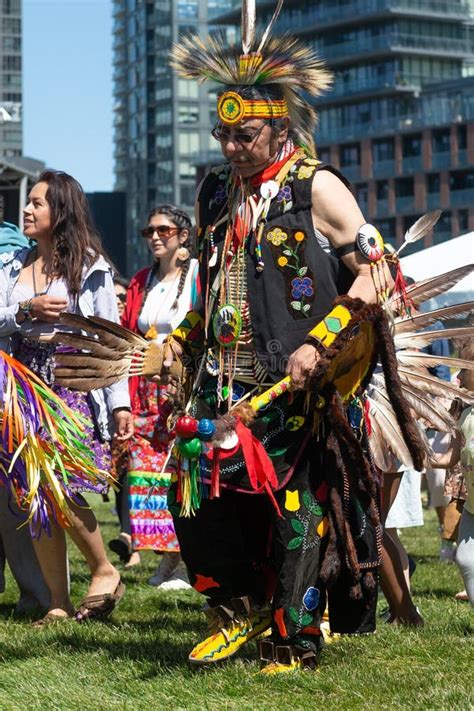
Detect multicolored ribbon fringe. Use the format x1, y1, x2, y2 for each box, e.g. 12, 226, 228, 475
0, 350, 109, 535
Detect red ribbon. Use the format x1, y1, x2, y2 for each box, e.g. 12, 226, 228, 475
211, 447, 221, 499
249, 149, 298, 189
235, 420, 282, 516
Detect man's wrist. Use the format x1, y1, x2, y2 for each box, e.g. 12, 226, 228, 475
305, 334, 326, 356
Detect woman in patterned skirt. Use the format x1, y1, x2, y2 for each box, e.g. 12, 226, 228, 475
121, 205, 200, 589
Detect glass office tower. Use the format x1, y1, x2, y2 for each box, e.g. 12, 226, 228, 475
0, 0, 22, 158
112, 0, 232, 273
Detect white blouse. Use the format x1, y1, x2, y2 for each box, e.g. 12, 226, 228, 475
137, 258, 199, 343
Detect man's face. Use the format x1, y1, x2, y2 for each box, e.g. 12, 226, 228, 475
213, 119, 289, 178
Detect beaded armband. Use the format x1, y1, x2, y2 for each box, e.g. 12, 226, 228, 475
305, 304, 352, 349
170, 310, 205, 354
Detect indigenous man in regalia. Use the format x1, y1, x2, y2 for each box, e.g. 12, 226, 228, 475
159, 1, 396, 672
50, 0, 473, 673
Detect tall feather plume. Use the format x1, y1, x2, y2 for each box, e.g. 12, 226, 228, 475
257, 0, 284, 53
241, 0, 256, 55
394, 210, 442, 257
170, 34, 332, 94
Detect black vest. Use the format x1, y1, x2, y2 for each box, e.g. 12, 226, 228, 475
198, 157, 354, 380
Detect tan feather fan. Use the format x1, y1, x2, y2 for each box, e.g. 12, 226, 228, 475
366, 405, 394, 471
53, 313, 184, 391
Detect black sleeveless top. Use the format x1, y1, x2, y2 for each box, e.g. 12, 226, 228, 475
197, 156, 354, 381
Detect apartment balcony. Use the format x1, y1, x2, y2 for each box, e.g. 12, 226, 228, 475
433, 230, 453, 245
340, 164, 361, 181
317, 94, 474, 144
427, 193, 441, 209
192, 149, 224, 167
319, 32, 473, 64
358, 198, 369, 215
325, 73, 422, 103
396, 195, 415, 212
450, 188, 472, 206
376, 198, 390, 215
402, 155, 423, 174
373, 159, 396, 178
457, 149, 468, 166
222, 0, 473, 34
431, 150, 452, 169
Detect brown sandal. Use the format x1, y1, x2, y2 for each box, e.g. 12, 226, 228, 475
75, 581, 126, 623
32, 611, 72, 628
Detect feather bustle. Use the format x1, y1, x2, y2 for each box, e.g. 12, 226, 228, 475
398, 366, 474, 403
396, 351, 474, 371
394, 301, 474, 334
392, 265, 474, 309
395, 326, 474, 349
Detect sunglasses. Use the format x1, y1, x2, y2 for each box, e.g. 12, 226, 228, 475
117, 293, 126, 303
140, 225, 180, 239
211, 123, 266, 145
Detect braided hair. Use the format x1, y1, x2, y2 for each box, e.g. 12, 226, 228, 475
143, 204, 194, 313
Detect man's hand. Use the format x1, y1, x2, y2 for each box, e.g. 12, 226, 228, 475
286, 342, 321, 390
113, 408, 134, 441
159, 339, 184, 399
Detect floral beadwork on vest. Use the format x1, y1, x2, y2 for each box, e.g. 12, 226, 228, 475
265, 226, 315, 318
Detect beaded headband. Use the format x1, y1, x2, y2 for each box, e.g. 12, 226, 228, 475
217, 91, 288, 126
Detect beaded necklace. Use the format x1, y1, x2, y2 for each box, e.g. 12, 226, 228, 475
210, 149, 306, 408
138, 260, 190, 338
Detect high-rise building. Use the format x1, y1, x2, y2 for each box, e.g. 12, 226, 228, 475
213, 0, 474, 252
0, 0, 22, 158
112, 0, 232, 275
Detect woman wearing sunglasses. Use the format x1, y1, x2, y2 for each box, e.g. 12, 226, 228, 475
116, 204, 199, 589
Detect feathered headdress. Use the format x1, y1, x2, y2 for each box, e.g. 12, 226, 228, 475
169, 0, 333, 154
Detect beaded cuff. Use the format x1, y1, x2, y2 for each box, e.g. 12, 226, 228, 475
305, 304, 352, 349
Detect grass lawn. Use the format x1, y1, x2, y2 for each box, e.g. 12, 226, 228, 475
0, 501, 472, 711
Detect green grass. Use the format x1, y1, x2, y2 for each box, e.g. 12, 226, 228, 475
0, 502, 472, 711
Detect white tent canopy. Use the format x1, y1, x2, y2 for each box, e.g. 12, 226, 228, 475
401, 232, 474, 309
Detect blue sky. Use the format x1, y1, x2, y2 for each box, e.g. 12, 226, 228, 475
23, 0, 114, 192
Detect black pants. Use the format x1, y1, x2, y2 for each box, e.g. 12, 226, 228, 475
171, 447, 379, 652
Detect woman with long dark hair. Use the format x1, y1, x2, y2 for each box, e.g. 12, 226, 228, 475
0, 169, 133, 624
116, 204, 199, 589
